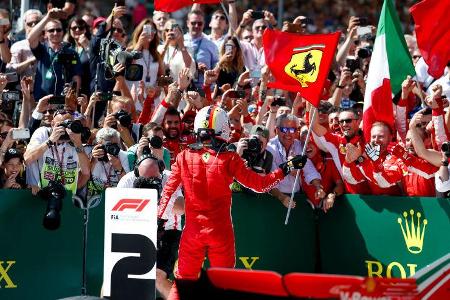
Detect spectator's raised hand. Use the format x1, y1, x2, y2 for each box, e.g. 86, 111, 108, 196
113, 63, 126, 81
204, 69, 218, 86
48, 125, 67, 143
352, 69, 365, 89
345, 143, 362, 163
48, 8, 67, 20
347, 16, 359, 34
261, 65, 271, 83
67, 127, 82, 147
401, 75, 415, 99
178, 68, 191, 91
4, 173, 20, 189
36, 94, 52, 113
236, 138, 248, 156
136, 136, 149, 158
20, 76, 32, 100
237, 70, 251, 87
186, 91, 202, 109
264, 11, 277, 26
339, 68, 352, 86
240, 10, 253, 27
111, 4, 127, 19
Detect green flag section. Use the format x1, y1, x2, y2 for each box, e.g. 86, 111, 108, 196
1, 190, 449, 299
362, 0, 415, 141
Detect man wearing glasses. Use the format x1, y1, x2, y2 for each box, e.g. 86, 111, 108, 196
207, 1, 237, 50
27, 8, 81, 101
24, 109, 90, 196
267, 114, 324, 208
8, 9, 42, 77
311, 106, 369, 194
238, 10, 277, 75
183, 10, 219, 89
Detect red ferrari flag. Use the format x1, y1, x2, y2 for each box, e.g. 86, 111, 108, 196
410, 0, 450, 78
263, 29, 340, 107
154, 0, 221, 13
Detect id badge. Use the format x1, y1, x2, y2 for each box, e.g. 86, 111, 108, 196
145, 75, 151, 83
45, 70, 53, 80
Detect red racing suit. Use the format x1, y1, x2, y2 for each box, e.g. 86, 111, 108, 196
157, 147, 285, 285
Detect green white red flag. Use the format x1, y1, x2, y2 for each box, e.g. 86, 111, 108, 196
363, 0, 415, 141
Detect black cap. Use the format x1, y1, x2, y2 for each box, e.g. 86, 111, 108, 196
3, 148, 23, 163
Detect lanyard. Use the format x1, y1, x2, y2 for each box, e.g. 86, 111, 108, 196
51, 145, 66, 185
101, 162, 113, 187
193, 38, 204, 61
166, 46, 178, 66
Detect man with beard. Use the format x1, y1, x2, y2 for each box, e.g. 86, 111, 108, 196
346, 121, 438, 196
311, 107, 369, 194
162, 107, 195, 166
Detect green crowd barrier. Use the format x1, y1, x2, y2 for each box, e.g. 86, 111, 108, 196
1, 190, 449, 300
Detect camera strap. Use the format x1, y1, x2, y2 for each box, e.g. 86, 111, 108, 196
101, 161, 114, 187
50, 145, 66, 185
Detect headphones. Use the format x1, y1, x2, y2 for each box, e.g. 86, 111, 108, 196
134, 154, 165, 177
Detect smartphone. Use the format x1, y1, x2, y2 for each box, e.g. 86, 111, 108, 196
357, 26, 372, 37
115, 0, 126, 6
48, 95, 66, 105
1, 91, 20, 102
12, 128, 30, 140
143, 24, 154, 34
227, 90, 246, 99
225, 44, 233, 55
5, 72, 18, 83
345, 57, 360, 73
271, 97, 286, 107
170, 23, 180, 30
251, 11, 265, 20
250, 69, 262, 78
97, 91, 113, 101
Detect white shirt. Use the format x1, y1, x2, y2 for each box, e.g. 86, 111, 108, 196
435, 168, 450, 193
207, 33, 228, 51
117, 170, 183, 230
240, 40, 266, 72
267, 136, 321, 194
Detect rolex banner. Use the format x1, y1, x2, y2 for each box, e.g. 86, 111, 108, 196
263, 29, 340, 107
319, 195, 450, 279
154, 0, 221, 13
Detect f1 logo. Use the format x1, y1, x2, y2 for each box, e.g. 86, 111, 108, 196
0, 261, 17, 288
112, 199, 150, 212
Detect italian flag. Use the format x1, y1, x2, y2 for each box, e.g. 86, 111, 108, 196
363, 0, 415, 141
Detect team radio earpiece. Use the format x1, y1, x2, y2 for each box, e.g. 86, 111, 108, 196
134, 153, 165, 177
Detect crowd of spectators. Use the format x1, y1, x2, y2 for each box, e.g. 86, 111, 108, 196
0, 0, 449, 298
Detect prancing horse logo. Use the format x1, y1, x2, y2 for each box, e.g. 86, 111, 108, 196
284, 45, 324, 87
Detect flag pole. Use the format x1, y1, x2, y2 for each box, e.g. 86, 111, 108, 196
284, 107, 317, 225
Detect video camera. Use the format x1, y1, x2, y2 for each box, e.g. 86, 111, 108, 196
100, 38, 143, 81
39, 180, 66, 230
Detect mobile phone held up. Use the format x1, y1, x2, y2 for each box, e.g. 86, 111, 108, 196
227, 90, 246, 99
48, 95, 66, 105
251, 11, 265, 20
12, 128, 30, 140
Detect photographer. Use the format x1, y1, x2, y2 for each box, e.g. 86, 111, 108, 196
82, 127, 130, 198
24, 109, 90, 195
103, 96, 142, 148
236, 125, 273, 174
132, 122, 170, 170
27, 8, 82, 101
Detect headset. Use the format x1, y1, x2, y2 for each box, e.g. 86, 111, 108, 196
134, 153, 165, 177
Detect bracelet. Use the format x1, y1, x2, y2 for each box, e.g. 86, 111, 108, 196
336, 85, 344, 89
442, 160, 449, 167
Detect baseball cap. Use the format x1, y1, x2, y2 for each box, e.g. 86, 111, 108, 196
4, 148, 23, 163
92, 17, 106, 29
250, 125, 269, 139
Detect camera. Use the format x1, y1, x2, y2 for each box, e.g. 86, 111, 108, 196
357, 47, 372, 59
441, 142, 450, 158
113, 109, 132, 128
101, 38, 144, 81
1, 90, 20, 102
251, 11, 265, 20
57, 119, 83, 141
39, 180, 66, 230
243, 136, 262, 157
346, 57, 361, 73
142, 135, 163, 155
98, 142, 121, 162
56, 51, 78, 67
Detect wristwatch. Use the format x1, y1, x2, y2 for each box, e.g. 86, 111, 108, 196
441, 160, 449, 167
356, 155, 365, 164
75, 146, 84, 153
46, 139, 54, 148
336, 84, 345, 89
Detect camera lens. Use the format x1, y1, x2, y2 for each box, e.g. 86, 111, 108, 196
149, 136, 163, 149
105, 143, 121, 156
68, 120, 83, 134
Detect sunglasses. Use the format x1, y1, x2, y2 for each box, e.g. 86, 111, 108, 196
47, 28, 63, 33
214, 15, 226, 20
190, 21, 204, 27
112, 27, 124, 34
339, 118, 356, 124
70, 25, 85, 31
53, 109, 71, 118
255, 25, 267, 31
279, 127, 297, 134
26, 21, 39, 27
